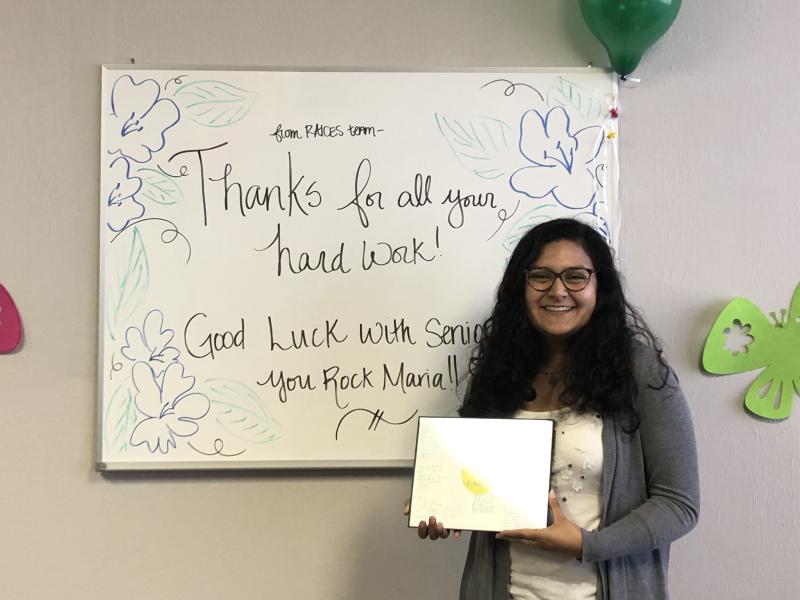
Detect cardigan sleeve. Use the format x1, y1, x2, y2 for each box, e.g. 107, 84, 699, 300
581, 346, 700, 563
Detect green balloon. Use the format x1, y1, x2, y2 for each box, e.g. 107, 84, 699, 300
579, 0, 682, 77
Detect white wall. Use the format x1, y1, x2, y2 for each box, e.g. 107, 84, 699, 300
0, 1, 797, 598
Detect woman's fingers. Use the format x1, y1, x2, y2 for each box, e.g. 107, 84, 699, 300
495, 528, 537, 543
428, 516, 444, 540
411, 512, 461, 541
403, 499, 411, 516
548, 490, 564, 520
416, 516, 458, 540
494, 494, 581, 557
417, 520, 429, 539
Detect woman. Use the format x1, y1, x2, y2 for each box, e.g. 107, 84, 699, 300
411, 218, 699, 600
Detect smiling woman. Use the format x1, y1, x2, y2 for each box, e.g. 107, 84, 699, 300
411, 219, 699, 600
525, 240, 598, 341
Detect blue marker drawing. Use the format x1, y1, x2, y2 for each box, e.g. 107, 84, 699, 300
480, 78, 544, 102
109, 216, 192, 266
187, 438, 246, 457
103, 74, 188, 326
121, 309, 181, 379
105, 156, 144, 233
108, 75, 180, 164
129, 361, 210, 454
109, 310, 271, 456
509, 106, 604, 210
436, 79, 610, 243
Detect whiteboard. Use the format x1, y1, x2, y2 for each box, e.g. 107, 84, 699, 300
97, 67, 619, 469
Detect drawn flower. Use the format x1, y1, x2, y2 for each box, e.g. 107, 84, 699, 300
105, 156, 144, 232
130, 362, 210, 454
510, 106, 604, 209
108, 75, 180, 164
723, 319, 755, 356
121, 309, 180, 377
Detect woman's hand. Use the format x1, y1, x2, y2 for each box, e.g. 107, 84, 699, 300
403, 499, 462, 540
495, 491, 583, 559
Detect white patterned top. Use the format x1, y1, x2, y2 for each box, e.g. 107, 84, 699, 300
508, 407, 604, 600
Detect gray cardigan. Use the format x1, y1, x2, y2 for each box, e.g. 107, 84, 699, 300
459, 345, 700, 600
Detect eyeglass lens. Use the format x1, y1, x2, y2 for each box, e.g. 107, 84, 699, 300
527, 268, 592, 291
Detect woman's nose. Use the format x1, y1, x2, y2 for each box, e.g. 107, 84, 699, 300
547, 277, 569, 296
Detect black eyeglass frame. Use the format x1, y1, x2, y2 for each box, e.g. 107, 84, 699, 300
525, 267, 595, 292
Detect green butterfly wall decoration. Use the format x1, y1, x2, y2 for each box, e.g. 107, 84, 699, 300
702, 282, 800, 420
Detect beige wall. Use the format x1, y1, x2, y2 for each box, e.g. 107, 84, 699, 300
1, 1, 798, 598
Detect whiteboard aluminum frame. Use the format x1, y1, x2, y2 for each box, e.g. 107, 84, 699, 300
96, 66, 619, 471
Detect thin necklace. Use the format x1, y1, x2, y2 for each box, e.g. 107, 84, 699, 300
539, 369, 564, 386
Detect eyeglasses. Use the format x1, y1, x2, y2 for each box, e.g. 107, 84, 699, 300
525, 267, 595, 292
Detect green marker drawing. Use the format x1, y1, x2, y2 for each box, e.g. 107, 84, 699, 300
202, 379, 283, 444
173, 80, 257, 128
435, 114, 514, 180
137, 167, 184, 206
546, 76, 605, 122
702, 282, 800, 420
104, 378, 139, 454
106, 226, 149, 341
501, 203, 557, 255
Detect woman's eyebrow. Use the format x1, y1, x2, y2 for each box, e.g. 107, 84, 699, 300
528, 265, 592, 270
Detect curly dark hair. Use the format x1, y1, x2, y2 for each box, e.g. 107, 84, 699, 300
459, 218, 666, 430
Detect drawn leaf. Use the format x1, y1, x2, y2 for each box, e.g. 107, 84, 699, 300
106, 227, 149, 341
201, 379, 282, 444
547, 76, 605, 122
173, 80, 257, 128
435, 114, 514, 179
501, 203, 556, 254
137, 168, 184, 206
104, 378, 140, 454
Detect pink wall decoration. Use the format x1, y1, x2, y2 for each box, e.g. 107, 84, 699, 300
0, 283, 23, 353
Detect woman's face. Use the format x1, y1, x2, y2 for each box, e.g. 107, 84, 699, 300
525, 239, 598, 341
